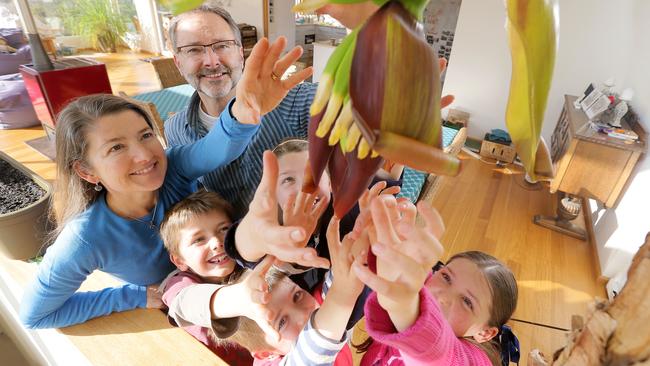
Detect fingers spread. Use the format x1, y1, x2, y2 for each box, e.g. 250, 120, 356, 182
370, 196, 401, 245
252, 151, 280, 213
417, 201, 445, 238
282, 66, 313, 90
262, 36, 287, 77
243, 38, 269, 82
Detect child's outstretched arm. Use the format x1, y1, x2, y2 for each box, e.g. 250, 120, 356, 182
278, 217, 366, 366
353, 197, 491, 365
355, 195, 444, 331
313, 217, 366, 339
164, 256, 279, 341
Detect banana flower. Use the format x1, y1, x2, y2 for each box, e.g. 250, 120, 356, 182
297, 0, 460, 217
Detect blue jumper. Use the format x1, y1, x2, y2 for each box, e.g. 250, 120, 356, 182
20, 99, 258, 329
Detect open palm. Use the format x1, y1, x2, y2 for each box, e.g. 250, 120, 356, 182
232, 37, 314, 124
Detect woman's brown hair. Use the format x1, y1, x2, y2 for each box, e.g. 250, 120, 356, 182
50, 94, 155, 238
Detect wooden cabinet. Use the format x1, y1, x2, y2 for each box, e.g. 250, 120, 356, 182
550, 95, 647, 208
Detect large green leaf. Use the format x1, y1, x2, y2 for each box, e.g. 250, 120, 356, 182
505, 0, 559, 180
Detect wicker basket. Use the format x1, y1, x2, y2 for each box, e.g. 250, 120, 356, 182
150, 58, 187, 89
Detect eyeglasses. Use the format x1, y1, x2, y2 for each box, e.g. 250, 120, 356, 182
176, 40, 240, 59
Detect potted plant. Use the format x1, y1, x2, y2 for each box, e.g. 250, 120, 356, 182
60, 0, 129, 53
0, 151, 52, 260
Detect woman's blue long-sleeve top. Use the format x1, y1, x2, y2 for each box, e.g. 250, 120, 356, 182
19, 99, 259, 329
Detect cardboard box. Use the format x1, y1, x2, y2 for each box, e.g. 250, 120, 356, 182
480, 140, 516, 163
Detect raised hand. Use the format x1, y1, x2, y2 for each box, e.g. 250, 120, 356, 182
236, 151, 330, 269
282, 190, 330, 247
232, 37, 314, 124
232, 255, 280, 342
352, 181, 401, 239
352, 195, 445, 331
311, 217, 366, 341
326, 217, 365, 299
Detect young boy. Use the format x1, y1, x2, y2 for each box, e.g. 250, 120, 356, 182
158, 190, 253, 365
160, 190, 364, 365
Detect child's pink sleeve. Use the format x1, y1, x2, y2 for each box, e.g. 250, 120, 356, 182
161, 270, 239, 338
161, 270, 197, 307
364, 289, 492, 366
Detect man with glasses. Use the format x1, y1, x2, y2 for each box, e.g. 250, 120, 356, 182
165, 4, 317, 218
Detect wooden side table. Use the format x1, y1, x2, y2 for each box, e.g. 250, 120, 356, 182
534, 95, 647, 239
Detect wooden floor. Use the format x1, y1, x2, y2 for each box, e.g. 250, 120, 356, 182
0, 52, 605, 364
79, 51, 162, 96
430, 155, 605, 361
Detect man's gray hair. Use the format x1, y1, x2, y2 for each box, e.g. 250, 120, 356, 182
168, 3, 242, 51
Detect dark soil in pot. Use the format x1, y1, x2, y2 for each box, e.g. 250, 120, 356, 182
0, 159, 46, 214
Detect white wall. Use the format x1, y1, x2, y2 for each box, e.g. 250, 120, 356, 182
591, 0, 650, 280
443, 0, 649, 280
220, 0, 265, 42
268, 0, 296, 47
443, 0, 630, 141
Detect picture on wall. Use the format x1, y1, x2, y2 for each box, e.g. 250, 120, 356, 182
422, 0, 462, 84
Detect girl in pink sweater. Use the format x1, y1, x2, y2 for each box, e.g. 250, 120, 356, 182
352, 196, 519, 366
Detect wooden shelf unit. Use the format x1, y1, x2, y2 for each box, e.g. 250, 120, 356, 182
550, 95, 647, 208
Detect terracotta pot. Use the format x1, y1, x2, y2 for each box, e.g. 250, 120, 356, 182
0, 151, 52, 260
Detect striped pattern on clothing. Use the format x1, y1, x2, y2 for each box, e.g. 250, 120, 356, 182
164, 83, 317, 218
279, 309, 347, 366
278, 269, 345, 366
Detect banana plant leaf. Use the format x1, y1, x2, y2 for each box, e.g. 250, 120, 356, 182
505, 0, 559, 180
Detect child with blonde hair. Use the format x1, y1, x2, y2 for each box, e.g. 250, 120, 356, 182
160, 153, 374, 365
159, 190, 254, 365
226, 138, 399, 330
